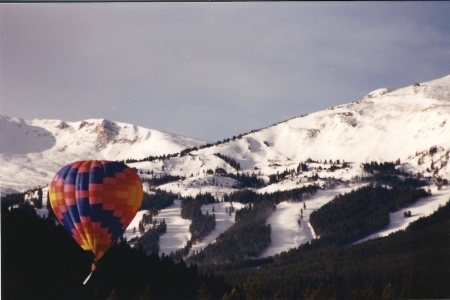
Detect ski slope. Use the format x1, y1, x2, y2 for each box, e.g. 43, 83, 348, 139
20, 180, 450, 259
189, 201, 246, 256
355, 185, 450, 243
259, 183, 366, 257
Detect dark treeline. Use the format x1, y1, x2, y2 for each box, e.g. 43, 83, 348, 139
365, 172, 429, 188
214, 153, 241, 170
223, 185, 320, 204
226, 172, 266, 188
137, 212, 153, 235
360, 160, 437, 189
2, 187, 44, 209
362, 160, 401, 174
268, 168, 299, 184
189, 200, 274, 264
310, 184, 430, 244
119, 152, 180, 164
140, 189, 179, 216
142, 175, 184, 187
201, 200, 450, 300
269, 170, 287, 184
224, 189, 259, 204
165, 193, 218, 261
181, 193, 216, 219
181, 193, 217, 243
408, 200, 450, 231
298, 162, 309, 172
2, 191, 26, 207
204, 168, 265, 188
189, 211, 216, 244
1, 203, 231, 300
268, 163, 313, 184
133, 219, 167, 255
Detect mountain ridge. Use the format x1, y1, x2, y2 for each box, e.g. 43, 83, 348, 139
0, 116, 206, 194
1, 74, 449, 195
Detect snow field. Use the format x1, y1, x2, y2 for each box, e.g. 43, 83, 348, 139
123, 200, 193, 256
157, 200, 192, 256
259, 184, 366, 257
123, 210, 152, 242
0, 116, 205, 194
189, 201, 246, 256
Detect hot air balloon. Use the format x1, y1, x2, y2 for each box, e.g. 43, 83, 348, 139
49, 160, 143, 284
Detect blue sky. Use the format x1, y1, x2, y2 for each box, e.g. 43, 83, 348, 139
1, 2, 449, 142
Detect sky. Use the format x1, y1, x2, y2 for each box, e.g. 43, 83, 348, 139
1, 2, 450, 142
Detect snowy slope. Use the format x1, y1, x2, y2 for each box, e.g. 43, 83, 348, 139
185, 75, 450, 178
3, 75, 449, 195
139, 75, 449, 258
0, 116, 206, 194
259, 183, 366, 257
189, 201, 246, 256
122, 75, 450, 205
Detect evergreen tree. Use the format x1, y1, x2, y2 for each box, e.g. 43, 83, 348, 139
350, 285, 375, 300
139, 284, 152, 300
107, 289, 118, 300
198, 282, 212, 300
381, 282, 395, 300
244, 277, 264, 300
37, 188, 43, 209
222, 288, 240, 300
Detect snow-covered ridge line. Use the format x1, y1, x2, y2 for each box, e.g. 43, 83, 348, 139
0, 115, 206, 195
2, 74, 450, 196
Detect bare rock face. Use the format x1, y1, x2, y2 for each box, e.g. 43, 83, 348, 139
55, 121, 69, 129
92, 119, 120, 144
365, 88, 394, 99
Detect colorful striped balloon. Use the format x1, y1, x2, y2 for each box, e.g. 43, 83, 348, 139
49, 160, 143, 260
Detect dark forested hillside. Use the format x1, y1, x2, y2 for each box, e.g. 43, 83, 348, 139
223, 185, 320, 204
309, 184, 430, 244
140, 189, 179, 215
142, 175, 184, 188
181, 192, 217, 244
2, 175, 449, 299
201, 200, 450, 300
1, 204, 231, 300
189, 200, 274, 264
133, 219, 167, 255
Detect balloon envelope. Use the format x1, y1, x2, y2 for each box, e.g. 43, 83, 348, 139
49, 160, 143, 260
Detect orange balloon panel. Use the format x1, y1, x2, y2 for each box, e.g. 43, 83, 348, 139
49, 160, 143, 259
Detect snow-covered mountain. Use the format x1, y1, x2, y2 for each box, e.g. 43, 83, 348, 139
132, 74, 450, 197
209, 75, 448, 168
0, 117, 206, 195
3, 75, 449, 195
2, 74, 450, 259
